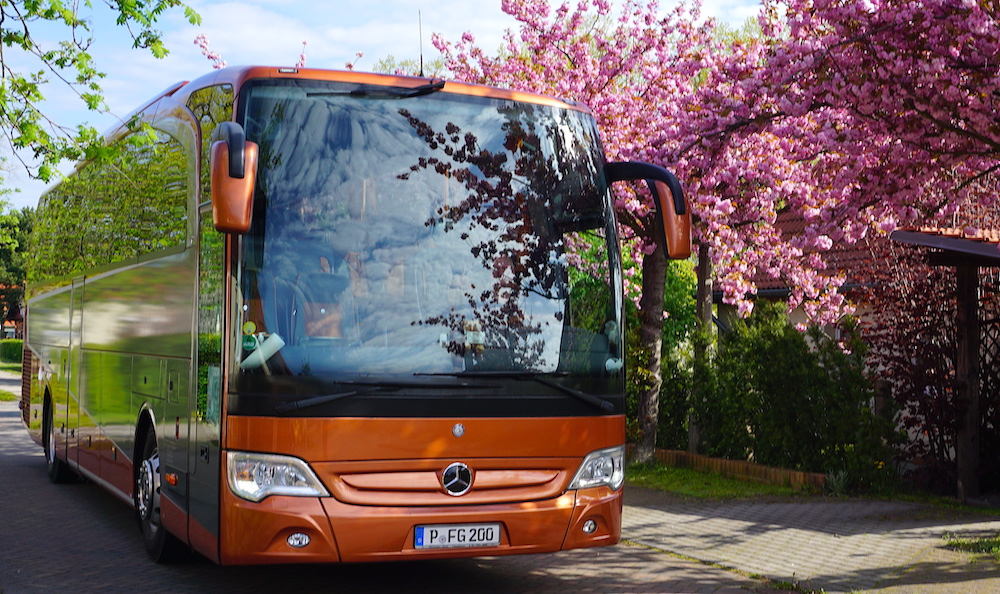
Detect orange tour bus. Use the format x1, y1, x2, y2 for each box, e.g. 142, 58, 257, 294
21, 66, 691, 564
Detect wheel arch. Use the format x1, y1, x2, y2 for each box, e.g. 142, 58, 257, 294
133, 406, 158, 485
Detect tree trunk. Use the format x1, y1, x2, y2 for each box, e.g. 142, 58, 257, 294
689, 243, 712, 453
633, 242, 667, 464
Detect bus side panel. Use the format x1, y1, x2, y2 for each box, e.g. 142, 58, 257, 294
76, 349, 102, 477
68, 280, 85, 473
20, 344, 41, 442
25, 284, 74, 459
81, 251, 197, 513
101, 352, 138, 497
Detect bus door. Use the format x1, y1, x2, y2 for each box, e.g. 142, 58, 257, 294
154, 356, 193, 540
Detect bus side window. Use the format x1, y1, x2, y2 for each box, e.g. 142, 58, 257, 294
187, 84, 235, 204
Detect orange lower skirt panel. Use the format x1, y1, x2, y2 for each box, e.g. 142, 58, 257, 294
219, 487, 341, 565
323, 493, 578, 563
189, 517, 220, 564
217, 486, 621, 564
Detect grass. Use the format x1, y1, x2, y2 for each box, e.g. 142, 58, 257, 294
946, 534, 1000, 561
0, 362, 18, 401
626, 462, 805, 499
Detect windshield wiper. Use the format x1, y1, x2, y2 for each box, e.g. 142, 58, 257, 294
416, 371, 615, 413
307, 80, 446, 99
275, 388, 388, 413
274, 377, 499, 413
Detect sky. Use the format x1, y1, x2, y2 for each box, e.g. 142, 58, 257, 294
2, 0, 762, 210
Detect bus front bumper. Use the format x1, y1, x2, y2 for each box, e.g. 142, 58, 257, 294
218, 486, 621, 564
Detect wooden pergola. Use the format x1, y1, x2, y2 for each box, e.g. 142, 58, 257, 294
891, 229, 1000, 501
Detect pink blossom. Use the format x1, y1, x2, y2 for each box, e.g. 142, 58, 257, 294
432, 0, 999, 325
295, 41, 308, 68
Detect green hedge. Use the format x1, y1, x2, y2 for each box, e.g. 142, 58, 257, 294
686, 302, 900, 494
0, 339, 23, 364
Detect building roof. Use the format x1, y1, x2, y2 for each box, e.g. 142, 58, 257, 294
891, 228, 1000, 265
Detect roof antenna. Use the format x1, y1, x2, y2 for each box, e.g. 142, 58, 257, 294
419, 10, 425, 78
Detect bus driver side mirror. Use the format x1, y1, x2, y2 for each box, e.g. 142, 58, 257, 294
210, 122, 260, 234
605, 161, 692, 260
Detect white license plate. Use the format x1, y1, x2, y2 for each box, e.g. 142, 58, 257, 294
414, 523, 501, 549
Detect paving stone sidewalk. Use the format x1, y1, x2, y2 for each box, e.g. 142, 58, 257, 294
623, 487, 1000, 593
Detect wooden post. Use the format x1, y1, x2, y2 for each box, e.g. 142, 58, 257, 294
689, 243, 712, 453
955, 262, 980, 502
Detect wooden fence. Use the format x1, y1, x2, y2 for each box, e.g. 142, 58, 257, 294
636, 447, 827, 491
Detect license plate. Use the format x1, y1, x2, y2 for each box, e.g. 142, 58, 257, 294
414, 523, 501, 549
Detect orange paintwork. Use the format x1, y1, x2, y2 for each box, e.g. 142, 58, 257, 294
218, 415, 624, 563
210, 140, 259, 233
169, 66, 593, 118
656, 179, 693, 260
561, 486, 622, 550
220, 481, 341, 565
189, 515, 220, 564
226, 415, 624, 461
321, 460, 570, 506
161, 495, 188, 545
322, 492, 578, 563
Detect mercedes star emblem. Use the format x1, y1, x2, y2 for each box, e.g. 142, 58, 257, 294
442, 462, 473, 496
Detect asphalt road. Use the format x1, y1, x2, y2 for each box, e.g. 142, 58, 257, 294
0, 389, 771, 594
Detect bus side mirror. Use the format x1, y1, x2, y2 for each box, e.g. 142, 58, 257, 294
605, 161, 692, 260
210, 122, 259, 234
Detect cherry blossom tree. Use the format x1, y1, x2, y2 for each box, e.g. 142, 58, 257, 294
746, 0, 1000, 494
434, 0, 1000, 458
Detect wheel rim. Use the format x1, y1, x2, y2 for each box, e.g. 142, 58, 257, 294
137, 448, 162, 533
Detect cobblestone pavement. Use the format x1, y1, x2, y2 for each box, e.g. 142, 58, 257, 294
625, 488, 1000, 593
4, 368, 1000, 593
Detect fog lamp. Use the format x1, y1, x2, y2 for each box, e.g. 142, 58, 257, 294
287, 532, 311, 548
582, 519, 598, 534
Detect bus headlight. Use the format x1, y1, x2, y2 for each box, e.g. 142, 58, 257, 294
568, 445, 625, 491
227, 451, 330, 502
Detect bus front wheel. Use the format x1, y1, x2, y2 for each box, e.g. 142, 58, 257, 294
135, 426, 185, 562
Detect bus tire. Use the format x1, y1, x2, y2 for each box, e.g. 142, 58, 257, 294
135, 426, 186, 562
43, 397, 75, 484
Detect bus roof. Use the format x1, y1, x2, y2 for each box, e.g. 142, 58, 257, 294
167, 65, 593, 118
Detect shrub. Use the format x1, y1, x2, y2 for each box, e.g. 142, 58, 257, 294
690, 302, 899, 494
0, 339, 22, 363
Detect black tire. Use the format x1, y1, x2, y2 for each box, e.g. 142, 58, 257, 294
135, 426, 186, 562
43, 398, 75, 484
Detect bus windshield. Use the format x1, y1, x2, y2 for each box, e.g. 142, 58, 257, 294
235, 79, 623, 395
